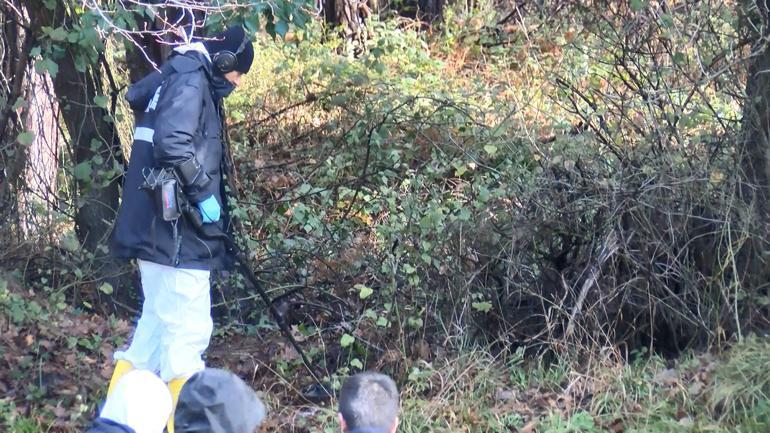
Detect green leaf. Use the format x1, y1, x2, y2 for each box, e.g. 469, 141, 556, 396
356, 284, 374, 299
73, 161, 93, 180
34, 58, 58, 78
340, 333, 355, 348
30, 46, 41, 58
274, 20, 289, 38
93, 95, 109, 109
137, 6, 152, 19
297, 183, 312, 195
350, 73, 368, 87
672, 52, 686, 65
16, 131, 34, 146
376, 317, 389, 327
78, 27, 104, 51
74, 54, 87, 73
48, 27, 69, 42
90, 138, 103, 151
472, 301, 493, 313
60, 233, 80, 252
244, 14, 261, 34
329, 94, 349, 107
630, 0, 644, 11
350, 358, 363, 369
12, 97, 27, 111
660, 13, 674, 29
483, 144, 498, 156
99, 282, 114, 295
407, 317, 423, 328
293, 11, 308, 29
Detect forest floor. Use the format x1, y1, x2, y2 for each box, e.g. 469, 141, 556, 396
2, 278, 770, 433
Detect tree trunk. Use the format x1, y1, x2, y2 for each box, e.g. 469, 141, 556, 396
125, 3, 207, 83
54, 59, 121, 253
324, 0, 371, 56
416, 0, 445, 22
734, 0, 770, 328
740, 5, 770, 219
125, 28, 164, 84
28, 0, 134, 308
0, 0, 37, 240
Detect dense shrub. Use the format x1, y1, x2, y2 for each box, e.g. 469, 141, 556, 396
218, 2, 768, 371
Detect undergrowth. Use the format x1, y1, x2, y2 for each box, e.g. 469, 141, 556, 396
219, 0, 765, 374
5, 273, 770, 432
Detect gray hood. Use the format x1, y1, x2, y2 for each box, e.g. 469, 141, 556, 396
174, 369, 267, 433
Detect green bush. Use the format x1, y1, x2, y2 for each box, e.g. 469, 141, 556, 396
221, 3, 759, 369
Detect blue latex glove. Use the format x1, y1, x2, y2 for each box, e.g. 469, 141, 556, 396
196, 195, 221, 224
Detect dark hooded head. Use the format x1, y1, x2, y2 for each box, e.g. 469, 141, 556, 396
204, 26, 255, 75
174, 368, 266, 433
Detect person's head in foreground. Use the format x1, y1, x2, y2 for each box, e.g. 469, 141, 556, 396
174, 368, 267, 433
95, 369, 172, 433
338, 372, 400, 433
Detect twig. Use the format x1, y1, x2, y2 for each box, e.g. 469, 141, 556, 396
564, 230, 619, 339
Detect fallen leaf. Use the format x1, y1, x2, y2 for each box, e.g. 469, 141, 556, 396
278, 343, 300, 361
606, 418, 625, 433
496, 388, 516, 402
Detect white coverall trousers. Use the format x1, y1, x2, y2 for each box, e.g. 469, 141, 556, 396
114, 259, 213, 382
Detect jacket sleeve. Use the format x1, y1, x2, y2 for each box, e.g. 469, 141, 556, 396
152, 71, 212, 201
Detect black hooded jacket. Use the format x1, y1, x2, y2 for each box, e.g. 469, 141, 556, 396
110, 48, 231, 270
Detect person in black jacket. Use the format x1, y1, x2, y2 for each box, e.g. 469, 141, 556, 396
338, 372, 400, 433
107, 25, 254, 433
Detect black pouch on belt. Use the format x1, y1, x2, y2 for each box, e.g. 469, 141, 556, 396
158, 177, 181, 221
141, 167, 182, 221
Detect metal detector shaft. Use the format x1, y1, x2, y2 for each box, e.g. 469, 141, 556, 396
182, 206, 325, 385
